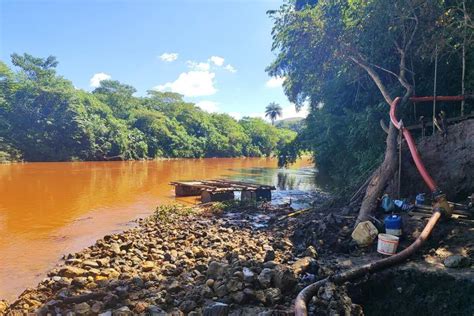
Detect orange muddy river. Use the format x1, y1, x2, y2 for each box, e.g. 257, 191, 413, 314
0, 158, 316, 300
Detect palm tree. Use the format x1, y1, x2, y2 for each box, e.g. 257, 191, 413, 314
265, 102, 283, 125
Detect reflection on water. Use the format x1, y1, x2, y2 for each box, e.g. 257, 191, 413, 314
0, 158, 318, 300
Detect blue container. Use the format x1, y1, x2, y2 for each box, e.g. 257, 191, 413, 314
384, 214, 402, 236
415, 193, 425, 206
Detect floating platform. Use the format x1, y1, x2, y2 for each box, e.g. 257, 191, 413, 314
170, 179, 276, 203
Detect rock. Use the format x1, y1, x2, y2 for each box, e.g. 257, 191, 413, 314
74, 302, 91, 315
179, 300, 197, 313
133, 301, 149, 313
213, 280, 228, 297
226, 278, 243, 292
102, 268, 120, 279
206, 279, 215, 287
82, 260, 99, 268
444, 255, 470, 268
264, 250, 276, 262
273, 266, 297, 292
243, 267, 255, 283
231, 291, 247, 304
142, 261, 155, 272
207, 261, 228, 279
168, 280, 182, 293
114, 306, 131, 313
203, 302, 229, 316
147, 305, 166, 314
264, 288, 282, 305
110, 244, 121, 255
0, 301, 8, 313
304, 246, 318, 258
257, 268, 273, 288
59, 266, 87, 278
91, 302, 104, 313
292, 257, 315, 275
98, 311, 112, 316
71, 277, 88, 288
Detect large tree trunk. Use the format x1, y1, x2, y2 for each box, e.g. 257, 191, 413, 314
356, 119, 398, 225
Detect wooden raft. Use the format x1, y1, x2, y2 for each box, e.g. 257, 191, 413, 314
170, 179, 276, 203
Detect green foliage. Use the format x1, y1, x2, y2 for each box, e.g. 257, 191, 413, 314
269, 0, 473, 192
153, 204, 196, 222
0, 53, 295, 162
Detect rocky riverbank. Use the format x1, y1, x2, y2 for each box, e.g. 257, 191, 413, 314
2, 198, 473, 315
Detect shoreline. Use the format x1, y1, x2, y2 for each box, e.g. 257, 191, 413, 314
3, 200, 473, 315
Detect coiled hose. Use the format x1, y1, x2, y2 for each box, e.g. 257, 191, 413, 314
294, 96, 455, 316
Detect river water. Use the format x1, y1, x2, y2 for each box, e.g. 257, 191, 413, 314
0, 158, 317, 300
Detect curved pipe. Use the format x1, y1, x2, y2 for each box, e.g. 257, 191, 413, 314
295, 211, 442, 316
295, 96, 451, 316
390, 97, 437, 191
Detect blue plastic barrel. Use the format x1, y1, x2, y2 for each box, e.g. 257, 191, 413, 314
384, 214, 402, 236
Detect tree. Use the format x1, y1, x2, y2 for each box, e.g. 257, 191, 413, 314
268, 0, 457, 223
265, 102, 283, 125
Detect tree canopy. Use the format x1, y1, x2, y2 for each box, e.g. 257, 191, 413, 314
269, 0, 473, 192
0, 53, 297, 162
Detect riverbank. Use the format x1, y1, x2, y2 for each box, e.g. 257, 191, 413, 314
3, 199, 473, 315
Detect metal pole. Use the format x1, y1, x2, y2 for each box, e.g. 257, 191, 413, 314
432, 45, 438, 135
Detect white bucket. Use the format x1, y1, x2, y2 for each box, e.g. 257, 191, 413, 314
377, 233, 399, 255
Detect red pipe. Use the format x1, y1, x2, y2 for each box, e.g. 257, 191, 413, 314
390, 97, 437, 191
410, 96, 464, 102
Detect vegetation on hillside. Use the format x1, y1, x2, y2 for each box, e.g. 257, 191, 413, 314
269, 0, 473, 193
0, 54, 296, 162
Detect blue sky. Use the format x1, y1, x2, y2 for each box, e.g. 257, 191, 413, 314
0, 0, 308, 120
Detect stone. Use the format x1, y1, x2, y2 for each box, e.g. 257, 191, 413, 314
71, 277, 88, 288
110, 244, 121, 255
133, 301, 149, 313
59, 266, 87, 278
292, 257, 315, 275
226, 278, 243, 292
91, 302, 104, 313
231, 291, 247, 304
179, 300, 197, 313
213, 280, 228, 297
142, 261, 155, 272
168, 280, 182, 293
206, 279, 215, 287
0, 301, 8, 314
264, 288, 282, 305
203, 302, 229, 316
444, 255, 470, 268
114, 306, 131, 313
82, 260, 99, 268
273, 266, 297, 292
207, 261, 228, 279
243, 267, 255, 283
98, 311, 112, 316
73, 302, 91, 315
257, 268, 273, 289
304, 246, 318, 258
264, 250, 276, 262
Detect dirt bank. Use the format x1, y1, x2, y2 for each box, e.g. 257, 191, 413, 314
2, 199, 473, 315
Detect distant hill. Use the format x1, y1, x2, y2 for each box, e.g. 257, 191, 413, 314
275, 117, 305, 132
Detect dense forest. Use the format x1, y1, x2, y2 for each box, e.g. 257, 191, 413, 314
0, 54, 296, 162
270, 0, 473, 194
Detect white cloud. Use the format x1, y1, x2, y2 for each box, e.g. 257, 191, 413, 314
265, 76, 286, 88
280, 103, 309, 120
153, 71, 217, 97
224, 64, 237, 73
228, 112, 242, 120
196, 100, 219, 113
186, 60, 211, 71
159, 52, 178, 62
210, 56, 225, 66
90, 72, 111, 88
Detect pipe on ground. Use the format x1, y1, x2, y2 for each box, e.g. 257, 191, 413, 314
295, 96, 456, 316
